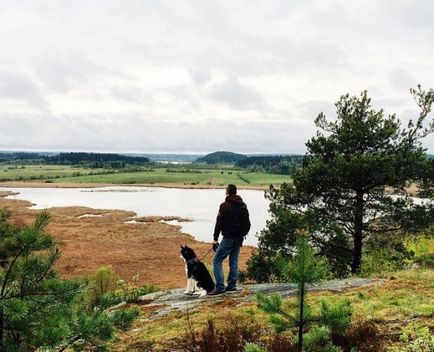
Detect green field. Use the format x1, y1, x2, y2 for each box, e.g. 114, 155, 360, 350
0, 164, 105, 180
0, 164, 292, 188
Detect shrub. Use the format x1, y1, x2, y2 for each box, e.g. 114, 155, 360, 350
319, 300, 352, 331
415, 253, 434, 268
89, 265, 118, 306
302, 326, 333, 350
263, 335, 294, 352
117, 274, 159, 303
361, 247, 409, 276
89, 270, 159, 309
245, 250, 286, 283
388, 335, 434, 352
98, 291, 124, 310
178, 313, 262, 352
404, 234, 434, 268
386, 323, 434, 352
97, 283, 159, 310
244, 343, 267, 352
361, 232, 434, 275
404, 234, 434, 257
111, 306, 141, 331
332, 320, 383, 352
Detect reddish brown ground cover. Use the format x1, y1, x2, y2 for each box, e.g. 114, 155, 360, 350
0, 191, 253, 289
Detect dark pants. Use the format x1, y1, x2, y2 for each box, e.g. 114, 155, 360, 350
213, 238, 241, 291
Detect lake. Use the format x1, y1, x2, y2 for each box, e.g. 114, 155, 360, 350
1, 186, 270, 246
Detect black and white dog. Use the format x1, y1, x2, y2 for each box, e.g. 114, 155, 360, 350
180, 245, 215, 296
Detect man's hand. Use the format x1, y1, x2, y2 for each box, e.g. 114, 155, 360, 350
212, 241, 219, 252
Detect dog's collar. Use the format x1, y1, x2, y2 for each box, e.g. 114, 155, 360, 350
187, 258, 197, 265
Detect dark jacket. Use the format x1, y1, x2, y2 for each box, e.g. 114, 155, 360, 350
213, 194, 246, 241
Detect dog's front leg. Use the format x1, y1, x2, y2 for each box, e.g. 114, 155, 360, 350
183, 278, 194, 294
192, 280, 202, 295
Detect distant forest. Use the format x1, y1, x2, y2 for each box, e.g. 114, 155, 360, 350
1, 150, 431, 176
45, 152, 149, 167
0, 152, 42, 162
236, 155, 305, 174
0, 152, 149, 168
195, 151, 305, 175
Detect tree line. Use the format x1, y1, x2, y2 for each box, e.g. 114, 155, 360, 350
0, 152, 150, 168
236, 155, 304, 174
195, 151, 305, 175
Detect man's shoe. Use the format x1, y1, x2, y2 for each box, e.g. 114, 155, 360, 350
225, 286, 237, 292
207, 289, 225, 296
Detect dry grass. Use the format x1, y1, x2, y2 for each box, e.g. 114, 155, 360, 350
0, 192, 253, 289
110, 269, 434, 351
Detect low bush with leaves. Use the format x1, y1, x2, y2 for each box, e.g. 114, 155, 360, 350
403, 232, 434, 269
386, 323, 434, 352
90, 268, 159, 310
89, 265, 118, 306
243, 250, 285, 283
116, 274, 159, 303
245, 343, 267, 352
360, 232, 434, 276
361, 247, 409, 276
110, 306, 141, 331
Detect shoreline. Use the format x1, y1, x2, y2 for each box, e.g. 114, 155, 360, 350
0, 190, 254, 289
0, 181, 270, 191
1, 181, 422, 197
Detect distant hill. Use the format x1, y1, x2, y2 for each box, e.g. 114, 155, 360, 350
195, 151, 247, 164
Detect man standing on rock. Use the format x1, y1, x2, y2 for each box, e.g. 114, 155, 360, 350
208, 184, 250, 295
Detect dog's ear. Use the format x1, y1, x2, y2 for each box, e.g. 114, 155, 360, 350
180, 244, 185, 248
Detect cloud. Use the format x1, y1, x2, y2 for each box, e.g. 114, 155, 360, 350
0, 1, 433, 153
0, 71, 48, 111
388, 69, 417, 91
208, 77, 264, 111
0, 112, 313, 154
297, 100, 336, 121
36, 55, 102, 93
110, 86, 146, 103
189, 66, 212, 86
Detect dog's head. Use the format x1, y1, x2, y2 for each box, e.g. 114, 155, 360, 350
180, 244, 196, 262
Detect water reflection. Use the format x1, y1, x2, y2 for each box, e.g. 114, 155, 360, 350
2, 186, 270, 246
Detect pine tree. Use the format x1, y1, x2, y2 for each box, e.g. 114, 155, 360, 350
249, 86, 434, 279
255, 231, 352, 352
0, 209, 122, 351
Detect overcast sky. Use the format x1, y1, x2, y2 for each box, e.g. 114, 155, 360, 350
1, 0, 433, 154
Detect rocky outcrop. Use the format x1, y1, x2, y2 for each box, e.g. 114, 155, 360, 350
135, 278, 386, 319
